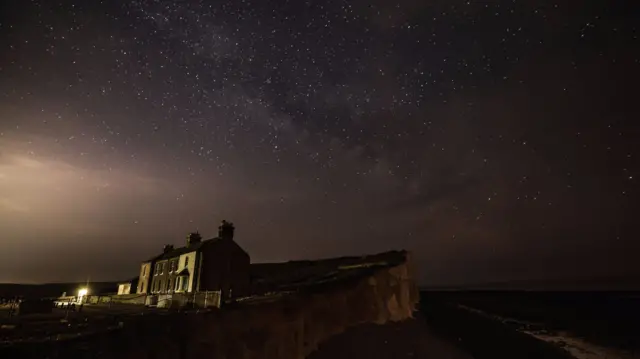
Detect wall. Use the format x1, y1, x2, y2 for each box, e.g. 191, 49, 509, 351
164, 258, 178, 292
117, 284, 131, 295
2, 252, 418, 359
137, 262, 152, 294
198, 238, 251, 298
151, 259, 170, 293
178, 251, 198, 292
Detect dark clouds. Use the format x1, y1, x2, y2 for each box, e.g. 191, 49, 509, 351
0, 0, 638, 285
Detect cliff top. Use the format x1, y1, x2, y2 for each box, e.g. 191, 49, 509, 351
243, 250, 409, 303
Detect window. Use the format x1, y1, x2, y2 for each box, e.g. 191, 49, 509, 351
168, 278, 172, 292
184, 257, 189, 267
175, 278, 181, 291
142, 266, 146, 276
182, 277, 188, 291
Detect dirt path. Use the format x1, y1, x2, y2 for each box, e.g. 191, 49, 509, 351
308, 315, 473, 359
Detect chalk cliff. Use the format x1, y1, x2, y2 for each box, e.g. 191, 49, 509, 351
2, 250, 419, 359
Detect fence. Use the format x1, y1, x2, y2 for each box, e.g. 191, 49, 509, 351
87, 293, 148, 305
156, 291, 221, 309
83, 291, 222, 309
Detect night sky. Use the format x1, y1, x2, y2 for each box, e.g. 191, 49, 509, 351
1, 0, 638, 285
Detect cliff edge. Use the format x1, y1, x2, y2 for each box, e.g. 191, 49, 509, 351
2, 250, 419, 359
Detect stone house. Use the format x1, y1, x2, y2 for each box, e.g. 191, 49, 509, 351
136, 221, 250, 300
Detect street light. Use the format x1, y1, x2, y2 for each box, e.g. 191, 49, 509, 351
77, 288, 88, 303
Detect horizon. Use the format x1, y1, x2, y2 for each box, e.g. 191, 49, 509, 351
3, 260, 640, 290
4, 273, 640, 291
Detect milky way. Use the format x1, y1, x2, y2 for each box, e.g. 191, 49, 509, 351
0, 0, 638, 285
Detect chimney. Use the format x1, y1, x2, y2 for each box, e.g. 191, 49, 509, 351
163, 244, 174, 253
218, 220, 235, 240
187, 232, 202, 246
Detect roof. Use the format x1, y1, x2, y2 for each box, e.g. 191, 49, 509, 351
144, 238, 220, 262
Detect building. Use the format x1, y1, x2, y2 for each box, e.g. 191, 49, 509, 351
117, 277, 138, 295
136, 220, 250, 300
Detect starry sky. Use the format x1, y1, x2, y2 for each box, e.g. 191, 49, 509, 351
0, 0, 638, 285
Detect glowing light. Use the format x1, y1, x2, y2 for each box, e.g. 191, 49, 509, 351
78, 288, 88, 297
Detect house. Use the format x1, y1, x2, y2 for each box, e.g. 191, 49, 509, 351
117, 277, 138, 295
136, 220, 250, 300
